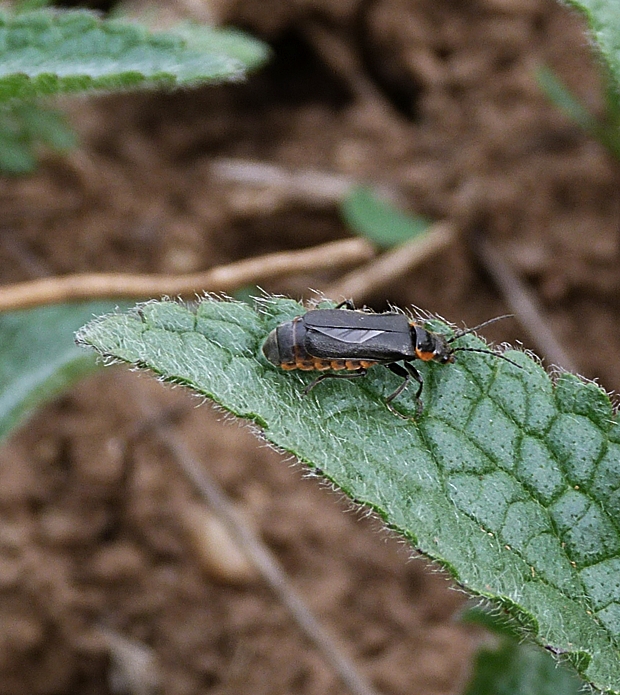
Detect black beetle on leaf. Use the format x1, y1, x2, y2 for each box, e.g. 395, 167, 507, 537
262, 300, 520, 418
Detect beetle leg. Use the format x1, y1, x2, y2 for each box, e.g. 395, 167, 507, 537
302, 368, 368, 396
385, 362, 424, 418
334, 299, 375, 314
404, 362, 424, 402
403, 362, 425, 417
385, 362, 411, 402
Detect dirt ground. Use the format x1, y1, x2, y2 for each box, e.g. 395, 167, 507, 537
0, 0, 619, 693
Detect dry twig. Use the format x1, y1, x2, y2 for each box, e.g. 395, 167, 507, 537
0, 238, 374, 312
98, 626, 160, 695
212, 158, 357, 202
211, 157, 404, 206
324, 221, 456, 302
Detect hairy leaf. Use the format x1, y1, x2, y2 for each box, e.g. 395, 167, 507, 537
77, 297, 620, 693
566, 0, 620, 90
0, 9, 269, 101
0, 301, 122, 441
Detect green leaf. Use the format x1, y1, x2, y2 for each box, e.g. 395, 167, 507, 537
77, 297, 620, 694
465, 641, 578, 695
464, 632, 584, 695
566, 0, 620, 92
536, 66, 620, 160
0, 301, 123, 441
461, 604, 526, 640
537, 66, 601, 133
232, 285, 261, 304
0, 100, 76, 174
340, 186, 431, 249
0, 9, 269, 102
169, 23, 269, 71
461, 605, 584, 694
14, 0, 51, 13
0, 130, 36, 173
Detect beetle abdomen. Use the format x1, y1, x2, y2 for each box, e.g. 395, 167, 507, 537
262, 319, 378, 372
261, 317, 309, 365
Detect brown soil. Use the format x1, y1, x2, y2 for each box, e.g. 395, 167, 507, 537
1, 0, 618, 693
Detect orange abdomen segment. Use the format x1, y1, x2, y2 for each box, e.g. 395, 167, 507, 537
279, 359, 377, 372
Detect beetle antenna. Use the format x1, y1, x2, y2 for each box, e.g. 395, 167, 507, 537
447, 314, 514, 343
451, 346, 522, 369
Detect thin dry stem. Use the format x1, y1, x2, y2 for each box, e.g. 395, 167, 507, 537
98, 626, 160, 695
0, 238, 374, 312
211, 158, 404, 206
324, 221, 457, 302
212, 158, 356, 202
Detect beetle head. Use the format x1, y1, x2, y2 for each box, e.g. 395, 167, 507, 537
412, 325, 456, 364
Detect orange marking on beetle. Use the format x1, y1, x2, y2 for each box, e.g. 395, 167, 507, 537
280, 362, 297, 371
330, 360, 347, 370
415, 349, 435, 361
296, 361, 316, 371
345, 360, 363, 370
313, 360, 332, 371
360, 360, 377, 369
